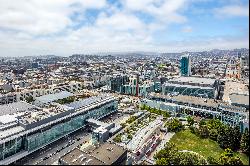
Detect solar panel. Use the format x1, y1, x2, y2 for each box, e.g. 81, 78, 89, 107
35, 91, 74, 103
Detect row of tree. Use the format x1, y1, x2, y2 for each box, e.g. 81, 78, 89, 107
56, 96, 75, 104
140, 104, 170, 118
125, 116, 137, 124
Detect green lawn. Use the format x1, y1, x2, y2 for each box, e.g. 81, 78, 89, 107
169, 129, 249, 165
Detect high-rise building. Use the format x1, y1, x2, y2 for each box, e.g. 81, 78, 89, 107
180, 54, 191, 76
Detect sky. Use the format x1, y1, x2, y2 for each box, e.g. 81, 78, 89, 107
0, 0, 249, 57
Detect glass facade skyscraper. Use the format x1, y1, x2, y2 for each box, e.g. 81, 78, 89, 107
180, 54, 191, 76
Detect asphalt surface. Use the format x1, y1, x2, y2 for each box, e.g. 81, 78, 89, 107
38, 134, 91, 165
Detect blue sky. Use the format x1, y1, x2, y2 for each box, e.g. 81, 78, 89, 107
0, 0, 248, 56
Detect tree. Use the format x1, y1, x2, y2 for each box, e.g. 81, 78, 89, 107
209, 129, 218, 141
199, 125, 209, 138
120, 123, 126, 128
166, 118, 183, 132
219, 148, 243, 165
162, 110, 170, 118
240, 128, 249, 154
178, 152, 207, 165
158, 109, 162, 115
127, 134, 133, 139
199, 119, 206, 127
25, 96, 34, 103
189, 126, 195, 133
217, 125, 241, 151
155, 158, 169, 165
140, 104, 146, 110
113, 134, 122, 142
207, 119, 223, 131
154, 142, 179, 165
155, 143, 206, 165
217, 125, 229, 149
187, 116, 194, 126
232, 126, 242, 151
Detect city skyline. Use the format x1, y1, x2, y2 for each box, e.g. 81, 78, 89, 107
0, 0, 249, 57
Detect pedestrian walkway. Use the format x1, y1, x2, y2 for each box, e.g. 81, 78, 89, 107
148, 132, 175, 162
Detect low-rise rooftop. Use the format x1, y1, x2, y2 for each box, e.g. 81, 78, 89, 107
35, 91, 74, 103
60, 148, 104, 165
149, 93, 220, 108
60, 143, 127, 165
0, 101, 37, 116
168, 76, 216, 87
163, 82, 214, 90
90, 142, 126, 165
66, 94, 110, 110
148, 93, 247, 113
229, 93, 249, 107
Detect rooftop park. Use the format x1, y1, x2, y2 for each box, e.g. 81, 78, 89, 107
55, 94, 87, 105
55, 96, 76, 104
140, 104, 170, 118
156, 117, 249, 165
114, 113, 158, 143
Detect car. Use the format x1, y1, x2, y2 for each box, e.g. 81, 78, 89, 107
77, 138, 81, 141
43, 156, 49, 160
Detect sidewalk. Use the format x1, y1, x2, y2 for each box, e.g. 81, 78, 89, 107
148, 132, 175, 161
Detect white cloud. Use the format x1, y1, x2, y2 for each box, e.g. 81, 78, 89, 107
0, 0, 106, 35
214, 5, 249, 17
96, 12, 145, 31
122, 0, 188, 23
182, 26, 193, 33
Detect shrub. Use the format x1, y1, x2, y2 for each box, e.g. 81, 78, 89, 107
219, 148, 243, 165
207, 156, 219, 165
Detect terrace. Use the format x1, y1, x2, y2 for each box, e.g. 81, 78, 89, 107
113, 113, 158, 144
